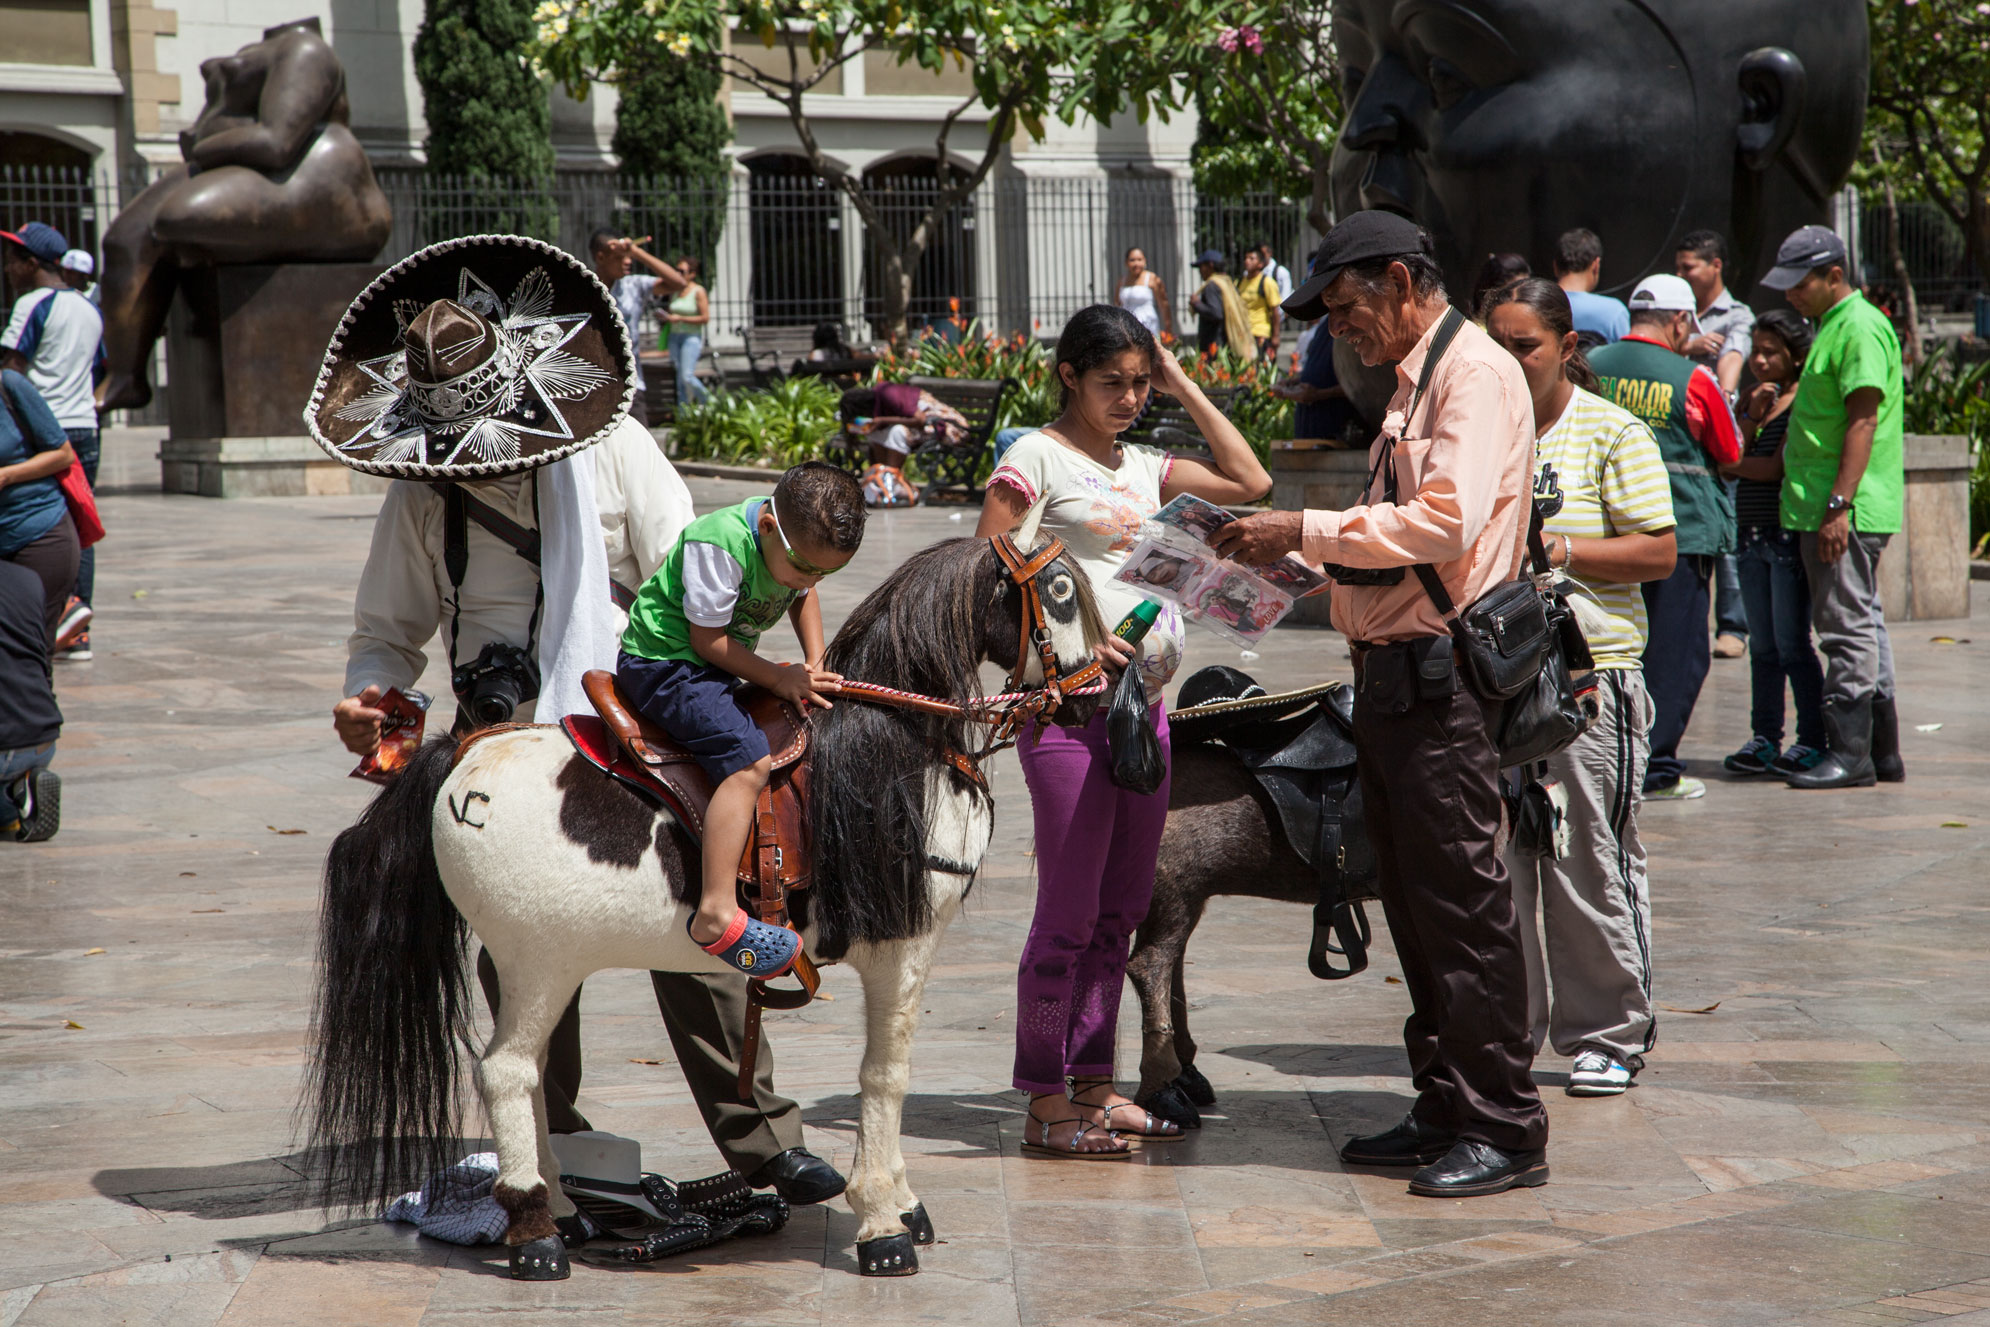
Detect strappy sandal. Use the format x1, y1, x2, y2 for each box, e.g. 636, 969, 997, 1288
1021, 1101, 1130, 1161
1071, 1079, 1187, 1143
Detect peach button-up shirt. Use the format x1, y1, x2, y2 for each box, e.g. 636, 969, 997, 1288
1301, 312, 1537, 644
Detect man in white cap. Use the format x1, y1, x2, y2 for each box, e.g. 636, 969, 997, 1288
314, 235, 847, 1208
58, 250, 96, 299
1757, 225, 1904, 789
1588, 274, 1742, 801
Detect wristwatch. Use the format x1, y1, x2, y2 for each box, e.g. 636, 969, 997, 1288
1824, 494, 1854, 515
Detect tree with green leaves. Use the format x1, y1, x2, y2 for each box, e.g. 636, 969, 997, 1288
530, 0, 1196, 343
1867, 0, 1990, 287
612, 56, 732, 297
415, 0, 555, 239
416, 0, 554, 179
1186, 4, 1341, 238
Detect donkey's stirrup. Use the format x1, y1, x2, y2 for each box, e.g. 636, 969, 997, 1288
694, 910, 800, 979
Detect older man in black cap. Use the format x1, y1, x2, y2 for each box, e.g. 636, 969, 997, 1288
1211, 210, 1547, 1198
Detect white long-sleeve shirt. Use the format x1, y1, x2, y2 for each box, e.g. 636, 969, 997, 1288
343, 415, 696, 702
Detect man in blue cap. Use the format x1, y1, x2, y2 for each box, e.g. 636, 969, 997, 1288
1758, 225, 1905, 789
3, 221, 103, 661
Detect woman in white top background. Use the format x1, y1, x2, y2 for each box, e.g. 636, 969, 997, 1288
976, 304, 1268, 1157
1115, 247, 1173, 340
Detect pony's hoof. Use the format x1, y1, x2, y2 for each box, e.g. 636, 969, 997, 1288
858, 1232, 919, 1276
1142, 1082, 1202, 1130
900, 1202, 936, 1246
1174, 1063, 1216, 1107
509, 1235, 571, 1280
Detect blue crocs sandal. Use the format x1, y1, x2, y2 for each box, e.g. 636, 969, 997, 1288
694, 910, 800, 979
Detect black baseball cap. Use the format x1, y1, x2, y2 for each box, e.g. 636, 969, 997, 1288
1282, 211, 1430, 320
1758, 224, 1848, 290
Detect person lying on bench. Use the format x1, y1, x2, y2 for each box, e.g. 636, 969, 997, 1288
841, 383, 969, 468
617, 462, 864, 976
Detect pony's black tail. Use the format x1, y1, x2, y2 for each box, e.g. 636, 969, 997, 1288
304, 737, 472, 1214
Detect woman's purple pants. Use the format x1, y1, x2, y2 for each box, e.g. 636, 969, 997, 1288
1012, 705, 1171, 1095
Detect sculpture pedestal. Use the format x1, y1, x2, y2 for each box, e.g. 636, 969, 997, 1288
163, 262, 387, 497
1879, 434, 1972, 621
1269, 448, 1370, 629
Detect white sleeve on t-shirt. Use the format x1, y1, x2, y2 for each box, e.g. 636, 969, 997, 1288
680, 541, 746, 627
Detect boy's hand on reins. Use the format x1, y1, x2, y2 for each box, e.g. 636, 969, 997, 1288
773, 661, 840, 711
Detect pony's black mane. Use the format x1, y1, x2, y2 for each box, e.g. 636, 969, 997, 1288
809, 538, 1002, 959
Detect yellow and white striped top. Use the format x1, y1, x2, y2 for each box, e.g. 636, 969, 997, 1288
1536, 387, 1676, 670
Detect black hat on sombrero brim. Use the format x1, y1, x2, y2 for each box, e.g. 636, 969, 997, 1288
305, 234, 636, 480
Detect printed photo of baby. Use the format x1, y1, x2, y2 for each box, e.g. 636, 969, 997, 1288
1187, 568, 1292, 644
1114, 538, 1212, 602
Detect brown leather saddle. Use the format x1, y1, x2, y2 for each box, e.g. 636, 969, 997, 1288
561, 670, 819, 1093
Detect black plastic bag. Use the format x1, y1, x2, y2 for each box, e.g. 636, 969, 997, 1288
1106, 662, 1167, 794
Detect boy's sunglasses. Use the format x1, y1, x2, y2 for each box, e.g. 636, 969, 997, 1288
768, 498, 843, 578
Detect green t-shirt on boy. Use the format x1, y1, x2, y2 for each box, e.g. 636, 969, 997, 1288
623, 498, 803, 664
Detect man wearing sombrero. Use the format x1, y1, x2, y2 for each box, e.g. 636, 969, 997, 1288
310, 234, 846, 1209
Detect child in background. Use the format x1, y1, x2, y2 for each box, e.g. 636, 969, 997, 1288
1721, 310, 1826, 776
618, 462, 865, 976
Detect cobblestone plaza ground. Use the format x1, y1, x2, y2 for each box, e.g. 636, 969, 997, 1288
3, 463, 1989, 1325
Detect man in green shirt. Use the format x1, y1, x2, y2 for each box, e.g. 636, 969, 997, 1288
1758, 225, 1904, 789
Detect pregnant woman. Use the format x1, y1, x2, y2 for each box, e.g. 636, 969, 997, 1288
976, 304, 1268, 1157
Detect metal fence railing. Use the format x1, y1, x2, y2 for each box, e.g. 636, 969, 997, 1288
1857, 191, 1983, 313
23, 162, 1981, 356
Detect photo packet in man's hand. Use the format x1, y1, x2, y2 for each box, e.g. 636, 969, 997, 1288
351, 688, 431, 785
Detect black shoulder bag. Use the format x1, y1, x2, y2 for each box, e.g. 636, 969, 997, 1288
1412, 467, 1596, 767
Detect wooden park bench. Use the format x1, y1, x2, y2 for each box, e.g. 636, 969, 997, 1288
1119, 385, 1250, 453
737, 326, 823, 387
638, 352, 727, 428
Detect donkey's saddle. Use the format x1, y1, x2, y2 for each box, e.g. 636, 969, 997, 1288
1170, 666, 1377, 980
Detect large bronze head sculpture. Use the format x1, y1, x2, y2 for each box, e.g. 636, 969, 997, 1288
1328, 0, 1868, 301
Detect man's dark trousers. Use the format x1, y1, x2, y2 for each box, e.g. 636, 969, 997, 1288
1640, 554, 1714, 790
476, 954, 803, 1172
1352, 660, 1548, 1153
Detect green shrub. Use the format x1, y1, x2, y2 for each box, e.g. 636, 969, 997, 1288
1903, 342, 1990, 548
671, 377, 844, 469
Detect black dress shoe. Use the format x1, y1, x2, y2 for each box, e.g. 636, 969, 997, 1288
1337, 1113, 1458, 1167
744, 1148, 847, 1205
1408, 1140, 1549, 1197
1786, 750, 1875, 789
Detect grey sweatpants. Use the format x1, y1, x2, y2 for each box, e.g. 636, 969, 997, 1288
1800, 531, 1895, 709
1507, 669, 1656, 1063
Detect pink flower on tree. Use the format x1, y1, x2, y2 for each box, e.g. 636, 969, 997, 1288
1217, 24, 1264, 54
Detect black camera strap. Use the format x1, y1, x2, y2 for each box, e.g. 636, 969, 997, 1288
442, 483, 545, 676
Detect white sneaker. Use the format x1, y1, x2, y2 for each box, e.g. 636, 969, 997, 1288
1567, 1047, 1633, 1096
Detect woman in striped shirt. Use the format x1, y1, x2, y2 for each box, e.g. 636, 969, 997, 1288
1484, 279, 1678, 1099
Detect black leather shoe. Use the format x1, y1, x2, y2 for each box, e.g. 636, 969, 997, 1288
1408, 1140, 1549, 1197
1338, 1113, 1458, 1167
744, 1148, 847, 1205
1786, 749, 1875, 789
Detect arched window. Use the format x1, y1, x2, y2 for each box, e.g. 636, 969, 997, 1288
0, 132, 100, 260
861, 156, 976, 334
745, 153, 843, 328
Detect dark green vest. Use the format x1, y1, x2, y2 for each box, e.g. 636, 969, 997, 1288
1588, 338, 1734, 556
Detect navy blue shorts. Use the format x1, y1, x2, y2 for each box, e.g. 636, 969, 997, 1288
616, 652, 771, 782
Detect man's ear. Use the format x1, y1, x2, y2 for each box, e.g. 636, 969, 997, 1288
1737, 47, 1806, 173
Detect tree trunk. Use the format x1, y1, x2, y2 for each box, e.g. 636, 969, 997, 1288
1875, 146, 1922, 364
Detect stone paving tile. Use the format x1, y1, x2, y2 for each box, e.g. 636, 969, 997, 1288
1, 466, 1987, 1323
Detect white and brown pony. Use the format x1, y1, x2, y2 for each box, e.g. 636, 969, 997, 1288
305, 536, 1103, 1279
